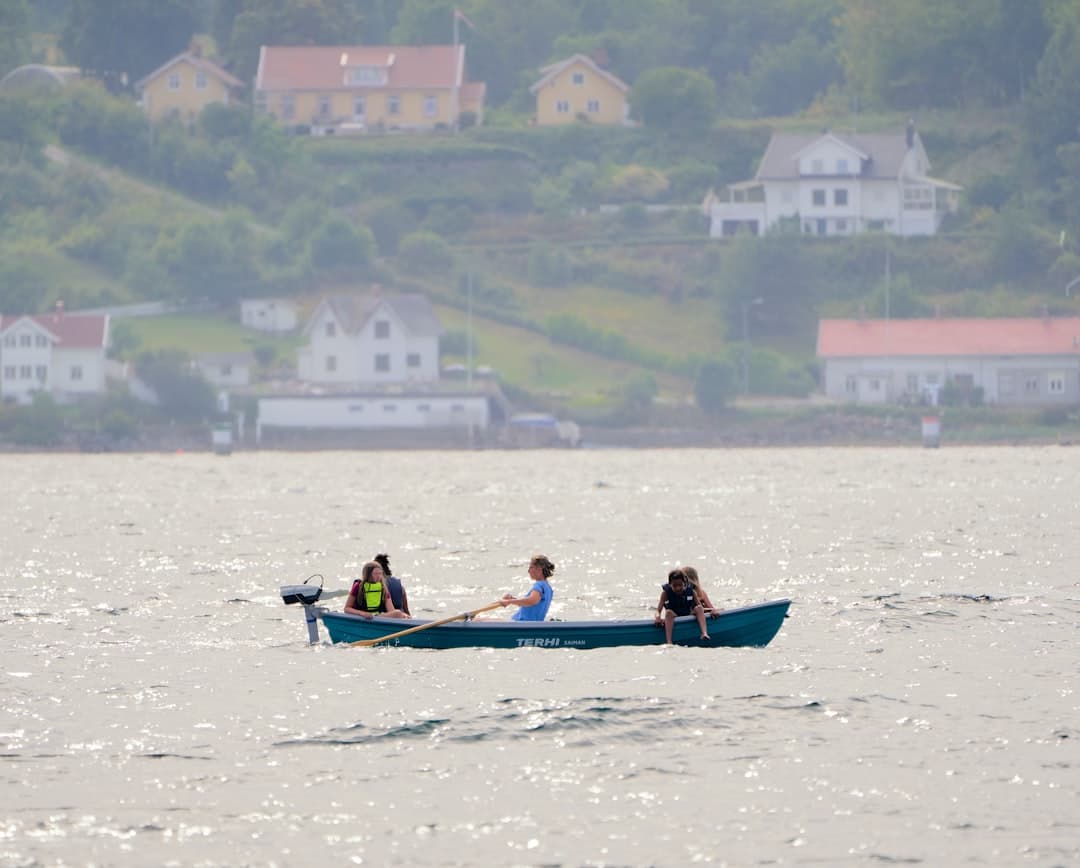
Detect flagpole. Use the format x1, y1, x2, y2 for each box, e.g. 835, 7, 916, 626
452, 9, 460, 133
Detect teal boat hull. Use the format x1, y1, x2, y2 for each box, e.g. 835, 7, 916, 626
319, 599, 790, 649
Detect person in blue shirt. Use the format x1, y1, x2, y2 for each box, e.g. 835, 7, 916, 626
499, 554, 555, 621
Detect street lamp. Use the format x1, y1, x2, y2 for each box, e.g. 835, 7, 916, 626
741, 297, 764, 396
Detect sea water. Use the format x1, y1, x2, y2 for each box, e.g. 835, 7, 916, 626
0, 448, 1076, 866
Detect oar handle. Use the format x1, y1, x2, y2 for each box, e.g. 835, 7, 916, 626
350, 601, 504, 647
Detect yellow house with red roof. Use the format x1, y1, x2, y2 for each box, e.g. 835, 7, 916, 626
135, 51, 244, 123
529, 54, 630, 126
817, 317, 1080, 406
254, 44, 485, 133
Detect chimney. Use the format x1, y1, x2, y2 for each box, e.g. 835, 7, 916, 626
906, 118, 915, 149
53, 299, 64, 322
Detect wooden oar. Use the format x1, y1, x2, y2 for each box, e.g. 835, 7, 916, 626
350, 601, 504, 647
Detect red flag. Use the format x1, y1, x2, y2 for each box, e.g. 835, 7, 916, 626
454, 7, 475, 30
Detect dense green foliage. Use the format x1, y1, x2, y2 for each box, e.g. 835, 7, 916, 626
5, 0, 1080, 418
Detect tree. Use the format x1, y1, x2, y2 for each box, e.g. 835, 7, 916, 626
309, 214, 376, 276
60, 0, 200, 89
695, 359, 736, 415
1025, 4, 1080, 181
0, 0, 30, 77
629, 66, 716, 132
135, 350, 216, 422
225, 0, 363, 82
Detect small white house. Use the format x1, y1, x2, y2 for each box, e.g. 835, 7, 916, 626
817, 317, 1080, 406
193, 351, 254, 388
705, 124, 961, 239
240, 298, 298, 334
0, 308, 109, 404
297, 293, 442, 386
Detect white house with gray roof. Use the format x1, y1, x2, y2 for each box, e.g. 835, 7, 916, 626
297, 292, 442, 386
704, 124, 961, 238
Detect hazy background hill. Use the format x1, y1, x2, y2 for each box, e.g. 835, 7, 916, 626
3, 0, 1080, 426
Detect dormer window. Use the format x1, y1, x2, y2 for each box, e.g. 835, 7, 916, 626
345, 65, 387, 86
572, 72, 585, 85
811, 159, 824, 174
837, 158, 849, 174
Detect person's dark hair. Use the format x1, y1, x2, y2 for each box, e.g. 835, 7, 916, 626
374, 553, 391, 575
667, 568, 687, 585
531, 554, 556, 579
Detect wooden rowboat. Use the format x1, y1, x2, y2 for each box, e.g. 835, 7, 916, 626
281, 581, 790, 649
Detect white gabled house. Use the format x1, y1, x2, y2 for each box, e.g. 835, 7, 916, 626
705, 123, 961, 238
297, 293, 441, 386
0, 308, 110, 404
193, 351, 255, 388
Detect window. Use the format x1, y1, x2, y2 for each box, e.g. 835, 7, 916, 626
348, 403, 364, 412
3, 366, 14, 379
837, 158, 849, 174
845, 376, 857, 394
869, 378, 881, 392
586, 99, 600, 113
812, 189, 826, 206
406, 353, 421, 368
451, 403, 465, 412
168, 72, 180, 90
345, 66, 386, 86
417, 403, 430, 412
20, 365, 31, 379
811, 158, 824, 174
195, 71, 207, 90
904, 186, 933, 210
388, 95, 401, 115
281, 94, 295, 120
353, 95, 365, 119
816, 218, 827, 235
424, 95, 438, 117
375, 354, 390, 372
325, 321, 336, 337
1024, 376, 1039, 394
907, 374, 919, 393
382, 403, 397, 412
221, 363, 233, 376
317, 95, 331, 119
834, 189, 848, 206
35, 366, 46, 381
35, 334, 47, 347
835, 218, 848, 232
374, 320, 390, 339
572, 72, 585, 85
555, 100, 570, 113
20, 334, 31, 347
326, 355, 337, 372
1048, 372, 1065, 394
2, 335, 14, 347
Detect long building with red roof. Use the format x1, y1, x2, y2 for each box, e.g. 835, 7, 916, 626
816, 317, 1080, 405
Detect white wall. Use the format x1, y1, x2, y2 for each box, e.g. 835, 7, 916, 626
257, 394, 489, 441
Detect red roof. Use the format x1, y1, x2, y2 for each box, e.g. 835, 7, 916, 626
0, 313, 108, 348
817, 317, 1080, 357
255, 45, 464, 91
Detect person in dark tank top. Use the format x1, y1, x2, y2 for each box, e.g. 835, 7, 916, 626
374, 553, 410, 616
654, 568, 709, 644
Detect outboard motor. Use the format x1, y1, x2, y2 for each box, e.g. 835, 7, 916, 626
280, 574, 326, 643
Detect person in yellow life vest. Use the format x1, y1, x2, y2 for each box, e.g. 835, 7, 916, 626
344, 560, 408, 620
